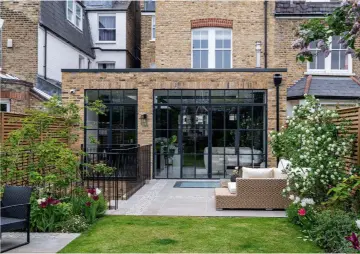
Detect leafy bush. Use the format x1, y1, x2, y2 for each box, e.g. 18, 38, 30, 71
31, 196, 72, 232
60, 215, 89, 233
309, 209, 357, 253
270, 95, 355, 203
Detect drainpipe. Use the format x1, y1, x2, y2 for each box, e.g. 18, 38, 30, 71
44, 28, 47, 79
264, 0, 268, 68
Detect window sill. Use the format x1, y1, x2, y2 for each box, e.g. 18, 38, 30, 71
304, 71, 355, 77
95, 41, 117, 44
149, 39, 156, 42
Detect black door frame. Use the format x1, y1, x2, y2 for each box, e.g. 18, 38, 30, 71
152, 89, 268, 179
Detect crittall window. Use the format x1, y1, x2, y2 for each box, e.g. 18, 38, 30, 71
192, 28, 232, 69
98, 15, 116, 42
308, 36, 352, 74
66, 0, 83, 30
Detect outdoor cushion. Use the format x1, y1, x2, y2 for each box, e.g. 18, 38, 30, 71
0, 216, 26, 232
273, 167, 287, 179
227, 182, 236, 194
242, 167, 273, 179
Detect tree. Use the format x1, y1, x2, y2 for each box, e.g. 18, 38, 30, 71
293, 0, 360, 62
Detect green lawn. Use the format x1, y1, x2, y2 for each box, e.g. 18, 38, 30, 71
60, 216, 322, 253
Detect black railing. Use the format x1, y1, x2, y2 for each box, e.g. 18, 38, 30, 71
80, 144, 152, 210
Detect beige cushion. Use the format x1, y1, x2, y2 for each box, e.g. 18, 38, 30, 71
242, 167, 273, 178
273, 167, 287, 179
228, 182, 236, 194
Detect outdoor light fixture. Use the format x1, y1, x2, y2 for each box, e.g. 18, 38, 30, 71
140, 114, 148, 126
255, 41, 261, 68
273, 73, 282, 165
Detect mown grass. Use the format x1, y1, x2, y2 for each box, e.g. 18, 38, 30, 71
60, 216, 322, 253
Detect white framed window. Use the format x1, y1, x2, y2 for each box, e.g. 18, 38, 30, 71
0, 99, 10, 112
307, 36, 352, 75
98, 62, 115, 69
192, 28, 232, 69
66, 0, 83, 30
98, 15, 116, 42
151, 15, 156, 40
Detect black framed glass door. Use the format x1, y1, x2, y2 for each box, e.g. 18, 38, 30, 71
153, 89, 267, 179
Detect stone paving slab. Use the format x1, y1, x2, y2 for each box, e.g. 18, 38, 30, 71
1, 233, 80, 253
107, 179, 286, 217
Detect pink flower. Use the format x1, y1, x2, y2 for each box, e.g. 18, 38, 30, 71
87, 188, 96, 195
298, 208, 306, 216
92, 195, 99, 201
85, 201, 91, 207
345, 232, 360, 250
39, 202, 47, 208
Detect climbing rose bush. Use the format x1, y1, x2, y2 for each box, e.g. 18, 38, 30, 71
270, 95, 355, 203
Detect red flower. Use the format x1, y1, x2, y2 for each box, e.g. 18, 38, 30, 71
40, 202, 47, 208
298, 208, 306, 216
345, 233, 360, 250
85, 201, 91, 207
92, 195, 99, 201
87, 188, 96, 195
46, 197, 60, 205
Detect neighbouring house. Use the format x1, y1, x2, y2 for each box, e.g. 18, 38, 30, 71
85, 1, 141, 69
273, 1, 360, 114
0, 0, 140, 112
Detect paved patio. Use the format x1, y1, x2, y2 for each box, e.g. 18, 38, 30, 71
107, 179, 286, 217
1, 233, 80, 253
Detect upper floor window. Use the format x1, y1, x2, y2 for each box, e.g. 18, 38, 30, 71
192, 28, 232, 69
144, 0, 156, 12
151, 16, 156, 40
98, 62, 115, 69
67, 0, 83, 31
0, 99, 10, 112
308, 36, 352, 74
99, 15, 116, 42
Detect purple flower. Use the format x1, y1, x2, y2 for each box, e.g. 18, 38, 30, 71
345, 232, 360, 250
345, 47, 356, 57
292, 38, 305, 49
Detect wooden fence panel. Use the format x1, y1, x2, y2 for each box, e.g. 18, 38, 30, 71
336, 107, 360, 166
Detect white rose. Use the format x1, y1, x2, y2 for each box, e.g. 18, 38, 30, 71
88, 193, 92, 198
41, 198, 46, 202
289, 195, 295, 200
294, 197, 300, 204
95, 188, 102, 195
356, 220, 360, 230
37, 199, 42, 205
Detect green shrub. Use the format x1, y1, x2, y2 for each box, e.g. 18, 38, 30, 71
286, 203, 302, 226
30, 196, 72, 232
309, 209, 357, 253
60, 215, 89, 233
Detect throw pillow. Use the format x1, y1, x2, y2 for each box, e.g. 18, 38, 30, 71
228, 182, 236, 194
242, 167, 273, 178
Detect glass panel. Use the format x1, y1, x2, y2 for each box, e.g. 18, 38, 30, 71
182, 154, 195, 178
155, 130, 167, 153
239, 90, 254, 103
124, 106, 136, 129
99, 90, 111, 103
239, 106, 252, 129
224, 50, 231, 68
193, 50, 200, 68
193, 31, 200, 48
111, 130, 124, 145
193, 39, 200, 49
200, 50, 208, 68
309, 52, 316, 70
124, 90, 137, 104
86, 90, 98, 103
317, 51, 325, 69
154, 153, 167, 178
196, 90, 209, 104
155, 106, 167, 129
168, 90, 181, 104
212, 131, 225, 153
225, 90, 238, 103
212, 106, 224, 129
98, 107, 110, 128
182, 106, 196, 129
196, 154, 207, 178
215, 50, 222, 68
253, 130, 265, 153
182, 130, 195, 153
195, 126, 208, 154
331, 51, 340, 69
112, 90, 123, 103
332, 36, 340, 49
85, 130, 98, 153
239, 131, 252, 150
99, 16, 115, 29
253, 106, 264, 129
123, 130, 136, 144
211, 90, 224, 104
168, 105, 181, 130
112, 106, 122, 129
225, 106, 237, 129
340, 51, 347, 70
201, 37, 208, 48
154, 90, 167, 104
225, 130, 236, 153
182, 90, 195, 104
254, 91, 265, 103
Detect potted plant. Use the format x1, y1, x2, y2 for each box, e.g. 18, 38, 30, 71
231, 167, 241, 182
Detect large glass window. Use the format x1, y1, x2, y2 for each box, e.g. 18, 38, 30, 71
308, 36, 351, 74
66, 0, 83, 30
85, 90, 137, 153
99, 15, 116, 41
153, 90, 266, 179
192, 28, 232, 68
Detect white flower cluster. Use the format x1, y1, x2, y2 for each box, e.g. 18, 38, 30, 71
37, 197, 46, 205
289, 195, 315, 207
270, 95, 354, 201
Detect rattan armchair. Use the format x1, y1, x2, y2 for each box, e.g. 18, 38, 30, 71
1, 186, 32, 253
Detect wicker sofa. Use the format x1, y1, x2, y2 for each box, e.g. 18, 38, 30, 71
215, 178, 290, 210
